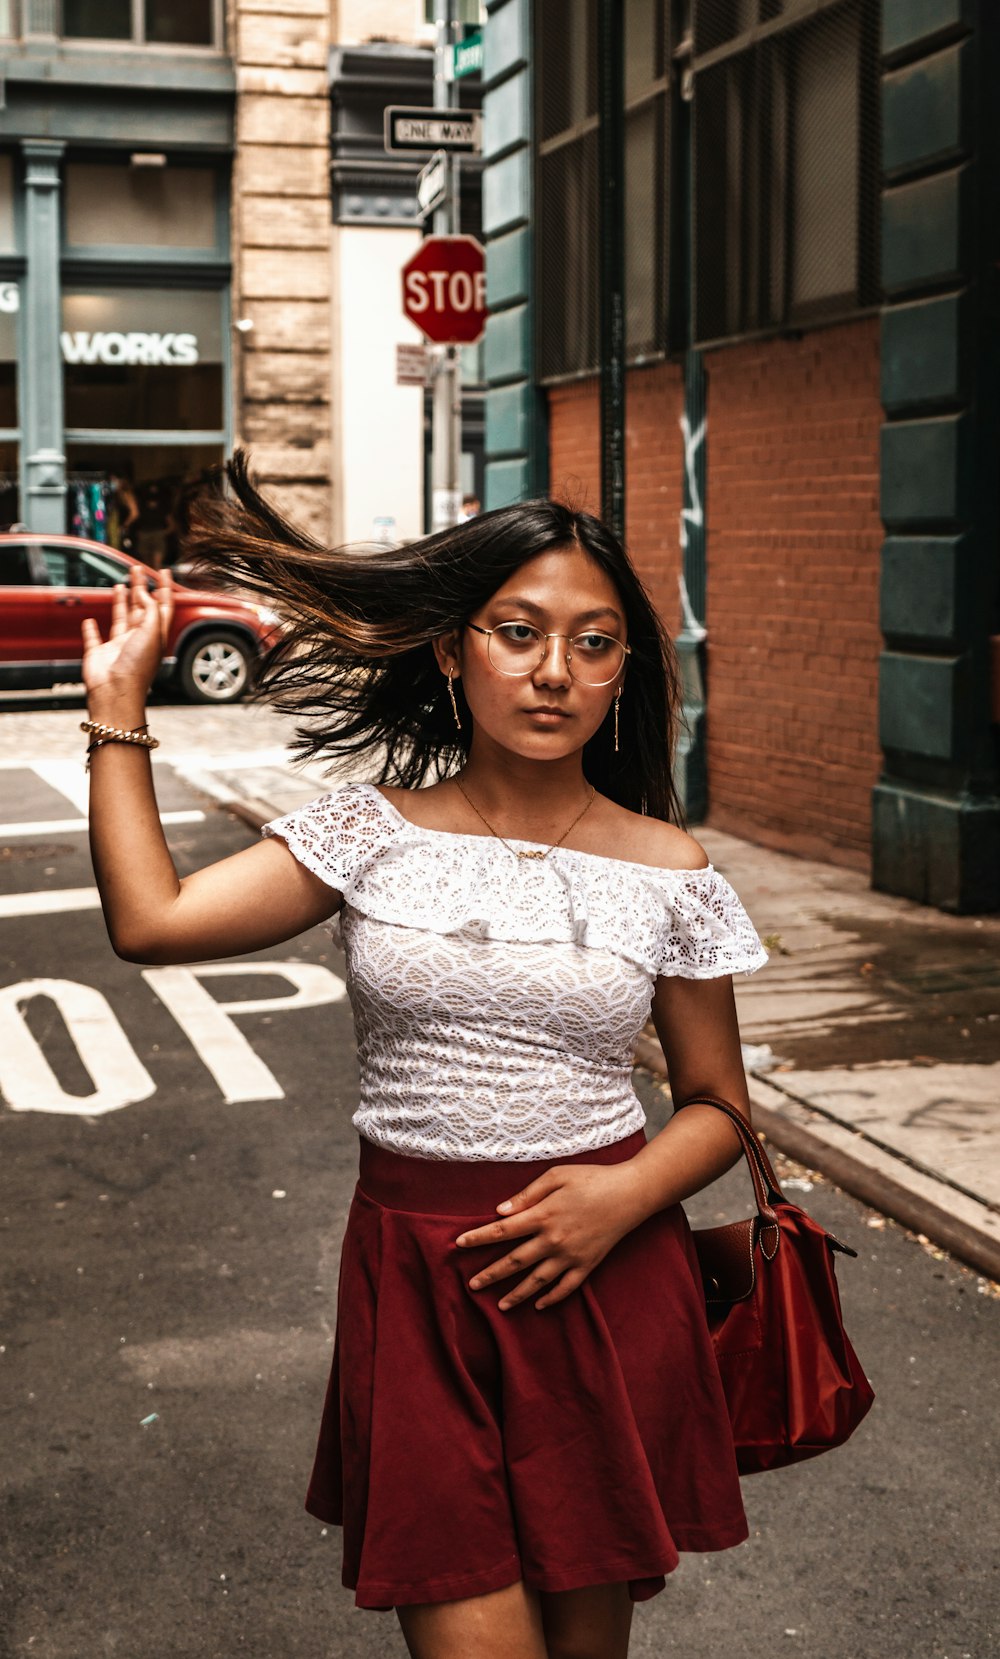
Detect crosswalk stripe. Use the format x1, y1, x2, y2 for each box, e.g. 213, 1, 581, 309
0, 811, 205, 837
0, 888, 103, 918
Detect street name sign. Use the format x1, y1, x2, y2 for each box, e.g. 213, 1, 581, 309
384, 106, 482, 155
401, 235, 487, 347
449, 31, 483, 80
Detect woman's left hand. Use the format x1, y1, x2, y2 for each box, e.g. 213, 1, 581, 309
454, 1162, 649, 1311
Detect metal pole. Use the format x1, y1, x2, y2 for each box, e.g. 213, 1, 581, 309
597, 0, 626, 539
431, 0, 462, 532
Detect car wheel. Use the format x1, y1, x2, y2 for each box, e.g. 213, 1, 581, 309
177, 631, 254, 704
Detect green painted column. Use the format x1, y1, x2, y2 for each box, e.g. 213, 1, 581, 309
875, 0, 1000, 911
481, 0, 546, 507
21, 140, 65, 534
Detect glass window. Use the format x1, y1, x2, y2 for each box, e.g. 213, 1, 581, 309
691, 0, 878, 343
62, 0, 132, 38
62, 288, 225, 434
65, 164, 218, 251
0, 279, 17, 433
0, 442, 18, 529
66, 444, 224, 566
145, 0, 214, 47
0, 543, 32, 584
0, 154, 14, 253
41, 543, 131, 587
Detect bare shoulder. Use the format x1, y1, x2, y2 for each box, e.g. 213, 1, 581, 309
595, 801, 711, 873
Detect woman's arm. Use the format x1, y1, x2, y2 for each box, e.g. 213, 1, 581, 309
84, 566, 341, 964
616, 972, 752, 1224
453, 972, 757, 1311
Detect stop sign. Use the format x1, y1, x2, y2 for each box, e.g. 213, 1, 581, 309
402, 234, 487, 346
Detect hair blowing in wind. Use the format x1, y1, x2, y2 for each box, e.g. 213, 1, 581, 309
181, 450, 687, 824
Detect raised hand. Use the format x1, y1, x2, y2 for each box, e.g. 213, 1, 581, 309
81, 565, 174, 707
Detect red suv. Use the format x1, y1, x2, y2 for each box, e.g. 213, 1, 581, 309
0, 533, 280, 703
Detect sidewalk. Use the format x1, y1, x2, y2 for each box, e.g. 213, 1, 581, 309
217, 761, 1000, 1281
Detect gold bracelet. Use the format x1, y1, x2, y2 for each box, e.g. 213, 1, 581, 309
80, 719, 159, 750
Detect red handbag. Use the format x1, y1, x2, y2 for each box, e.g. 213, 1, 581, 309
679, 1092, 875, 1475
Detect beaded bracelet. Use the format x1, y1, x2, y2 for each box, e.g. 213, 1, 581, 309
80, 719, 159, 750
81, 719, 159, 773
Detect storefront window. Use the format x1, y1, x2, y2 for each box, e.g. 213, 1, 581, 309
60, 288, 224, 562
62, 286, 224, 432
65, 163, 218, 251
0, 290, 16, 432
65, 442, 223, 566
0, 154, 14, 252
0, 442, 19, 528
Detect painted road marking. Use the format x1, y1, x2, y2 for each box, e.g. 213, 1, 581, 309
0, 888, 103, 918
0, 811, 205, 837
0, 977, 156, 1116
0, 963, 347, 1114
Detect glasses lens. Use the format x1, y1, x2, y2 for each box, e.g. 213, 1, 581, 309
487, 621, 545, 676
569, 633, 626, 686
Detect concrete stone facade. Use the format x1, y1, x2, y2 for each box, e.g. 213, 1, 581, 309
231, 0, 334, 541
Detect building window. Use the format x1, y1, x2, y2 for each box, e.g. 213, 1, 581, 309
65, 162, 219, 251
61, 287, 225, 563
1, 154, 20, 525
535, 0, 670, 383
691, 0, 880, 345
0, 154, 16, 251
60, 0, 220, 46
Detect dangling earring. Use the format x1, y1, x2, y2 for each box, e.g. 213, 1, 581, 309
613, 687, 621, 753
447, 668, 462, 731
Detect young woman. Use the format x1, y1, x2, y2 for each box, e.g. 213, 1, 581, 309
82, 463, 768, 1659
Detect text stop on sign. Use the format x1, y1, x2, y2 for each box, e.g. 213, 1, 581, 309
401, 234, 487, 346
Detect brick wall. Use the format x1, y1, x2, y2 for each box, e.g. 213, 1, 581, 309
704, 318, 883, 870
547, 362, 685, 630
545, 321, 883, 870
232, 0, 333, 541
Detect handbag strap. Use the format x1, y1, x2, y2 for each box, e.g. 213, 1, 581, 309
674, 1091, 786, 1231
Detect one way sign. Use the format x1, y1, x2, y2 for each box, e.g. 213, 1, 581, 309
384, 106, 483, 155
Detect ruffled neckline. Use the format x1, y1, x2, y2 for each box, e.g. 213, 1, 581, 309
361, 783, 719, 884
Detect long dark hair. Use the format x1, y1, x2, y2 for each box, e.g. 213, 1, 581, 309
182, 451, 687, 824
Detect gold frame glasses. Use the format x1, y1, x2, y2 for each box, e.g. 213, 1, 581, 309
466, 621, 630, 687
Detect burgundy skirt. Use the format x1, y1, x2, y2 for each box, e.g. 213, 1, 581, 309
306, 1129, 749, 1610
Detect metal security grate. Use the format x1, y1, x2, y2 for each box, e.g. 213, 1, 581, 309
691, 0, 880, 346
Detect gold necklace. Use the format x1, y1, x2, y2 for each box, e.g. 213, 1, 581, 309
454, 777, 597, 862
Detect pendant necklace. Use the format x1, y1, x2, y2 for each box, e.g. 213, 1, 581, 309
454, 777, 597, 862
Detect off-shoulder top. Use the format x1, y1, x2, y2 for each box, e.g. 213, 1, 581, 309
262, 780, 768, 1161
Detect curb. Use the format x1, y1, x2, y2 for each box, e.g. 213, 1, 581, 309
633, 1034, 1000, 1283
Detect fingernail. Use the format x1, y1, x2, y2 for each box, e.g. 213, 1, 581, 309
468, 1278, 482, 1290
455, 1235, 467, 1246
497, 1201, 512, 1213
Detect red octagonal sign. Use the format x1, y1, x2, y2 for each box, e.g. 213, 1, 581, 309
402, 234, 487, 346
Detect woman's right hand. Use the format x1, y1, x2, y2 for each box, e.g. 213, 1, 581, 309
81, 565, 174, 712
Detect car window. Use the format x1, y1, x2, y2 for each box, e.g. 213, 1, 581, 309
41, 545, 130, 589
0, 544, 34, 586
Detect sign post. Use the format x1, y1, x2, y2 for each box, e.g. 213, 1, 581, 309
387, 4, 484, 533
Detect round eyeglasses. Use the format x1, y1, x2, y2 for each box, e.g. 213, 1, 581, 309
466, 621, 630, 687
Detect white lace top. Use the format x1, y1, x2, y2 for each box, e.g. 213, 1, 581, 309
262, 781, 768, 1162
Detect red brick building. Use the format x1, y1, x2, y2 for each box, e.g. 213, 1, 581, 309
480, 0, 1000, 911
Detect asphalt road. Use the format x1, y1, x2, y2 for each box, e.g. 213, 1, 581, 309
1, 775, 996, 1659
